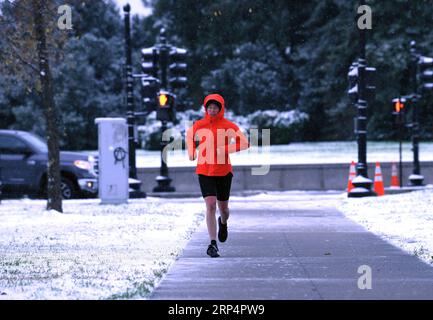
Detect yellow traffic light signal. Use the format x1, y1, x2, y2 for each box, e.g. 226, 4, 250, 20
159, 93, 168, 107
156, 90, 177, 122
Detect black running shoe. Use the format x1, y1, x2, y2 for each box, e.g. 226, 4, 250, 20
207, 243, 220, 258
218, 216, 228, 242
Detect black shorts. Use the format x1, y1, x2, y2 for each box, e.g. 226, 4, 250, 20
198, 172, 233, 201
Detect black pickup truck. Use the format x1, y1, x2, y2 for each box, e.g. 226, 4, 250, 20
0, 129, 98, 199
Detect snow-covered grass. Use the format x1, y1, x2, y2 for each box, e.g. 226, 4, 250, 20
84, 141, 433, 168
2, 187, 433, 300
0, 198, 204, 300
337, 187, 433, 266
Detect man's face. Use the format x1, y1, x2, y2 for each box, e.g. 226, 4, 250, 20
206, 103, 220, 117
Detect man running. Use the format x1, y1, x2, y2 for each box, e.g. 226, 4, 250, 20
186, 94, 250, 258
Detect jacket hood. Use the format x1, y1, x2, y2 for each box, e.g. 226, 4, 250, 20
203, 93, 225, 122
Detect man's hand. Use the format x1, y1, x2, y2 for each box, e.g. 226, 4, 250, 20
189, 153, 196, 161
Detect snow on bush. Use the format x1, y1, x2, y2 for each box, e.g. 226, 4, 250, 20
138, 108, 308, 150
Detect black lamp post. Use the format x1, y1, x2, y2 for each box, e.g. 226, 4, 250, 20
348, 0, 375, 197
408, 41, 424, 186
153, 28, 175, 192
153, 119, 175, 192
123, 4, 137, 180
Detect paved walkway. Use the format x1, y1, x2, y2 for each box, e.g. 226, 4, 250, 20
150, 192, 433, 300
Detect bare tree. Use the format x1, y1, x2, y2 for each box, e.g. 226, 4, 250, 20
32, 0, 62, 212
0, 0, 72, 212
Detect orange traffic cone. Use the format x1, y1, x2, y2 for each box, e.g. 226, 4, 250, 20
390, 162, 400, 188
347, 161, 356, 192
374, 162, 385, 196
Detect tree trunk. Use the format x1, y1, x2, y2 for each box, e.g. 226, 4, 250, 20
32, 0, 63, 212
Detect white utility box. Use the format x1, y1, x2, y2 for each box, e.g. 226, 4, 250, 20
95, 118, 129, 204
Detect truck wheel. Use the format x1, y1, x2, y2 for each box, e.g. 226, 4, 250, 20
39, 177, 78, 199
61, 177, 77, 199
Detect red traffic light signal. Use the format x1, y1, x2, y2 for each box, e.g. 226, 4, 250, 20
392, 98, 406, 113
395, 100, 404, 113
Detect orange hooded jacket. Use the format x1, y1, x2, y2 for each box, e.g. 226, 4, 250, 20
186, 94, 250, 176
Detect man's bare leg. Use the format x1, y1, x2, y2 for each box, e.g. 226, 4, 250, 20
217, 200, 230, 224
204, 196, 217, 241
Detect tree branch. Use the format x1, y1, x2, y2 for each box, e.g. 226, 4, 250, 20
1, 42, 39, 73
5, 0, 35, 16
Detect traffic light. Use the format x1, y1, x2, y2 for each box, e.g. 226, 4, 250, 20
140, 47, 159, 112
418, 55, 433, 92
392, 97, 406, 139
392, 97, 406, 114
347, 62, 376, 104
157, 90, 177, 123
141, 76, 159, 112
365, 67, 376, 103
159, 92, 169, 107
347, 62, 359, 104
141, 47, 158, 77
168, 47, 188, 89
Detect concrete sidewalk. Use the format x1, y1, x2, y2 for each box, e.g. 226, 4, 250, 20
150, 193, 433, 300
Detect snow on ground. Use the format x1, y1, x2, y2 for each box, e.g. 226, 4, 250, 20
84, 141, 433, 168
130, 141, 433, 168
0, 197, 204, 300
337, 187, 433, 266
2, 187, 433, 300
233, 188, 433, 268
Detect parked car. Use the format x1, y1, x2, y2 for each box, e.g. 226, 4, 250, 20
0, 130, 98, 199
